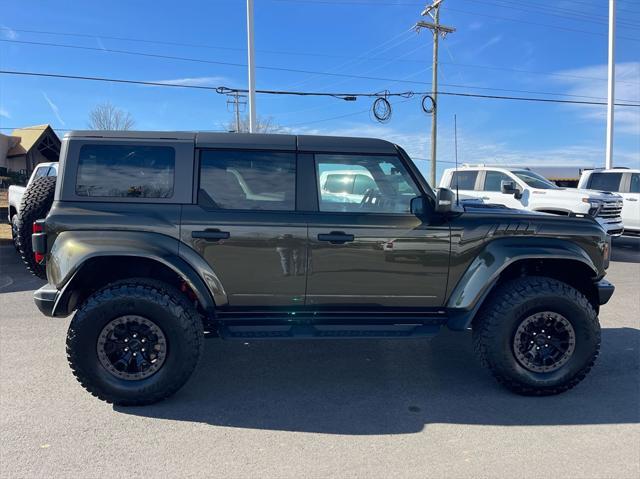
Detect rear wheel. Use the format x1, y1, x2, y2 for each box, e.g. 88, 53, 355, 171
66, 279, 204, 406
16, 176, 57, 279
473, 276, 600, 395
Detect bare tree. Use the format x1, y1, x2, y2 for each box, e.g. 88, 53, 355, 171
226, 115, 283, 133
88, 102, 135, 130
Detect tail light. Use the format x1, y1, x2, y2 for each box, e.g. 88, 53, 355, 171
32, 220, 47, 264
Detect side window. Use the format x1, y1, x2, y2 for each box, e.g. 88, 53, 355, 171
587, 172, 622, 192
630, 174, 640, 193
47, 166, 57, 177
450, 171, 478, 190
483, 171, 512, 192
198, 150, 296, 211
34, 166, 50, 178
76, 145, 175, 198
315, 154, 420, 213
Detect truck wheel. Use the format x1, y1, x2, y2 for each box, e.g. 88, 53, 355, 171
473, 276, 600, 395
66, 279, 204, 406
16, 176, 57, 279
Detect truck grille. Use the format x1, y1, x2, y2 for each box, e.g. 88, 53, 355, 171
597, 200, 623, 220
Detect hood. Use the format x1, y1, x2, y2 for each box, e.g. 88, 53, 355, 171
534, 188, 622, 200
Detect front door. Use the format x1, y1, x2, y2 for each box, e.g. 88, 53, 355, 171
479, 170, 524, 209
306, 153, 450, 308
181, 149, 307, 307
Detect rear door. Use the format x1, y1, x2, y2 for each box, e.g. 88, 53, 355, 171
305, 152, 450, 308
448, 170, 480, 201
180, 148, 307, 307
622, 173, 640, 231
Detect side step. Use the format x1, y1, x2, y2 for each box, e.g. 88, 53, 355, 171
219, 323, 441, 340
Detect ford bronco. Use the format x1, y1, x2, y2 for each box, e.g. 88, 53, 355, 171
29, 131, 614, 405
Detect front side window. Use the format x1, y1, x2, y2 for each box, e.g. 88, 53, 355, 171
76, 145, 175, 198
483, 171, 513, 192
316, 154, 420, 213
199, 150, 296, 210
588, 172, 623, 192
450, 171, 478, 190
512, 170, 558, 189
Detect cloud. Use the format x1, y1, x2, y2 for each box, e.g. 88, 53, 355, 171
468, 21, 483, 31
41, 92, 66, 126
152, 76, 229, 87
475, 35, 502, 55
553, 62, 640, 136
0, 107, 10, 119
0, 25, 17, 40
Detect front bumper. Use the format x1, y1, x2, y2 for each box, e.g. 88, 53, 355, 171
595, 279, 615, 305
33, 284, 60, 317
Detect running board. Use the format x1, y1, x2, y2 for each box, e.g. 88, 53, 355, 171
219, 323, 441, 340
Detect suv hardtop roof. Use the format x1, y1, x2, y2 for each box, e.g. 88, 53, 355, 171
64, 131, 398, 154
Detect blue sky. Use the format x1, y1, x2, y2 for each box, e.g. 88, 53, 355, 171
1, 0, 638, 181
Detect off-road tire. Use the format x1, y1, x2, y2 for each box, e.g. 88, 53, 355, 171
473, 276, 600, 395
66, 279, 204, 406
10, 213, 20, 251
16, 176, 57, 279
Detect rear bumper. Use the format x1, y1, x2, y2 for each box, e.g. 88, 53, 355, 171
33, 284, 60, 317
595, 279, 615, 305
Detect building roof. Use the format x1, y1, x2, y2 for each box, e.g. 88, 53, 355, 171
7, 124, 57, 157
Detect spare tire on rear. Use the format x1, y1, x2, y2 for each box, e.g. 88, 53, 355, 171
16, 175, 57, 279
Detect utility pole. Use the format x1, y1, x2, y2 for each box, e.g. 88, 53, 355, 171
246, 0, 257, 133
605, 0, 615, 169
415, 0, 455, 186
226, 91, 247, 132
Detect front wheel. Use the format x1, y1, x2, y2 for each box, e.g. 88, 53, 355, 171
66, 279, 204, 406
473, 276, 600, 395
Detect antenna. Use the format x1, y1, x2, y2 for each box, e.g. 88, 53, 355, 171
454, 113, 459, 206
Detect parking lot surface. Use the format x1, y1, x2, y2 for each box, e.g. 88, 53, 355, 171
1, 238, 639, 478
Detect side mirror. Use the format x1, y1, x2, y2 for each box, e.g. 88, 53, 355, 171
501, 180, 522, 199
435, 188, 463, 215
410, 196, 428, 216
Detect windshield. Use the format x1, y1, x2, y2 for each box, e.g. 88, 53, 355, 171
512, 170, 559, 189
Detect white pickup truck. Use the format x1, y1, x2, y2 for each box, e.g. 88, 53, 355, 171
7, 162, 58, 244
440, 165, 624, 236
578, 168, 640, 236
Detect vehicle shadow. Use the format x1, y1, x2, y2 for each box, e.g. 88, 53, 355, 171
612, 236, 640, 264
117, 326, 640, 434
0, 245, 45, 294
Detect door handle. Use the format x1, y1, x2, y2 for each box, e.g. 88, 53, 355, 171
317, 231, 355, 244
192, 229, 230, 241
626, 198, 638, 202
481, 196, 490, 200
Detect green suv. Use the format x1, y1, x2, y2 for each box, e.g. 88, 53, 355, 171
28, 131, 614, 405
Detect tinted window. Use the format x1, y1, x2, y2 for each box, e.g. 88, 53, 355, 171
76, 145, 174, 198
450, 171, 478, 190
199, 150, 295, 210
630, 174, 640, 193
316, 154, 420, 213
483, 171, 512, 192
588, 172, 622, 192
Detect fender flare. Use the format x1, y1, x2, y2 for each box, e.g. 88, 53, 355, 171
445, 237, 599, 330
48, 231, 227, 316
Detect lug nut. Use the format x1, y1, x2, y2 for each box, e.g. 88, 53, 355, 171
132, 333, 137, 338
141, 339, 146, 343
124, 347, 129, 351
124, 338, 129, 343
141, 348, 145, 352
133, 352, 137, 356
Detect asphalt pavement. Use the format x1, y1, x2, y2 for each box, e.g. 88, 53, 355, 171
0, 238, 639, 478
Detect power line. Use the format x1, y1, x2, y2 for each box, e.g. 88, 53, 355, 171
270, 0, 640, 41
3, 69, 638, 107
3, 27, 639, 85
3, 40, 639, 102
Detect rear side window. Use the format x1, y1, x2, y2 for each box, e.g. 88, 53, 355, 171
483, 171, 512, 192
629, 174, 639, 193
450, 171, 478, 190
198, 150, 296, 210
587, 172, 622, 192
76, 145, 175, 198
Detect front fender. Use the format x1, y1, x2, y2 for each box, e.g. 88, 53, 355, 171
48, 231, 228, 311
445, 237, 599, 330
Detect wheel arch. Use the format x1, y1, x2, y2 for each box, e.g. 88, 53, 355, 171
446, 238, 600, 330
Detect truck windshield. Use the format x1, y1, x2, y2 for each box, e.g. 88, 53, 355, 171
512, 170, 559, 189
